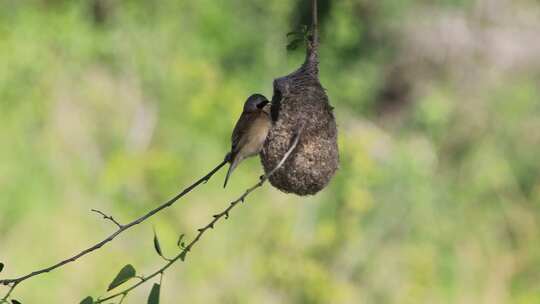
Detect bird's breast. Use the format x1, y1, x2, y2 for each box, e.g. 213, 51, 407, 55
241, 115, 271, 157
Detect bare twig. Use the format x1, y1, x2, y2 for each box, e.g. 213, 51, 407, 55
94, 128, 303, 303
0, 282, 17, 302
0, 157, 229, 295
312, 0, 318, 47
304, 0, 319, 73
91, 209, 123, 229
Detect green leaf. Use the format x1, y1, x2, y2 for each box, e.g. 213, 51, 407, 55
11, 300, 22, 304
176, 234, 185, 248
179, 250, 187, 261
286, 31, 298, 37
0, 262, 4, 272
153, 230, 164, 259
147, 283, 160, 304
79, 297, 94, 304
107, 264, 136, 291
287, 38, 303, 51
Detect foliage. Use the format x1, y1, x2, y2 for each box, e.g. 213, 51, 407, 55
107, 265, 137, 291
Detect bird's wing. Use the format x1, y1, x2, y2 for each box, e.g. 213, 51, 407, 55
231, 112, 256, 153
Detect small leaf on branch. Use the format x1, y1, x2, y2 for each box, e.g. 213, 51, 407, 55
287, 38, 303, 51
79, 297, 94, 304
107, 264, 136, 291
11, 300, 22, 304
147, 283, 161, 304
179, 251, 187, 261
153, 229, 165, 259
286, 31, 299, 37
176, 234, 185, 248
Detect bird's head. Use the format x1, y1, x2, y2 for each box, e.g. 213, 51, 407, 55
243, 94, 269, 112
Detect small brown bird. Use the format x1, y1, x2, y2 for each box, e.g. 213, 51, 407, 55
224, 94, 272, 188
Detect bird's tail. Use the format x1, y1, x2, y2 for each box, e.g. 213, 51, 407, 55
223, 156, 240, 188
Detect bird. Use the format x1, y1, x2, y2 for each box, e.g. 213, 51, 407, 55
223, 94, 272, 188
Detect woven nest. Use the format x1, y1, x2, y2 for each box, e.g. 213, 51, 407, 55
260, 31, 339, 196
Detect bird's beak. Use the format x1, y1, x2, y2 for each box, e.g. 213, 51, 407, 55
256, 100, 269, 109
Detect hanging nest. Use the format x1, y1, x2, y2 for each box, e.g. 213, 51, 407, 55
260, 1, 339, 196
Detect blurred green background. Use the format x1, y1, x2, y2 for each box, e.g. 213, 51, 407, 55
1, 0, 540, 303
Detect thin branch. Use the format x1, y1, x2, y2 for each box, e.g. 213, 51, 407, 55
95, 128, 303, 303
0, 157, 228, 293
304, 0, 319, 73
0, 282, 17, 302
312, 0, 318, 47
91, 209, 123, 229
